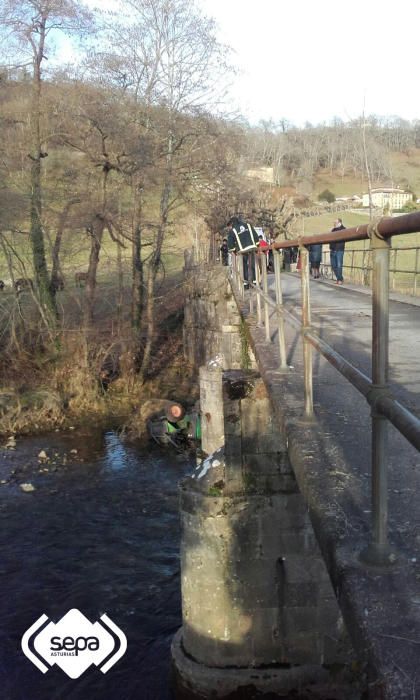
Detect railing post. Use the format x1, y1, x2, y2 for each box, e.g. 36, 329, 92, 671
414, 248, 419, 296
261, 255, 270, 341
237, 254, 245, 301
360, 231, 396, 567
392, 249, 397, 291
248, 254, 254, 315
255, 253, 262, 325
237, 254, 242, 297
274, 250, 288, 370
300, 245, 314, 420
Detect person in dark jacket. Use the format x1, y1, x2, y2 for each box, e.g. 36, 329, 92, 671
309, 243, 322, 278
227, 217, 256, 286
219, 238, 229, 266
330, 218, 346, 284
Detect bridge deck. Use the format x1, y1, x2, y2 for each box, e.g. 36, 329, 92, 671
238, 273, 420, 700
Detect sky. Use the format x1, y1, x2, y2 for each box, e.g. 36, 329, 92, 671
196, 0, 420, 126
60, 0, 419, 127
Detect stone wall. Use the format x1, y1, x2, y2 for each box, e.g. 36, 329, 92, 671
178, 371, 346, 676
183, 263, 255, 370
174, 263, 355, 698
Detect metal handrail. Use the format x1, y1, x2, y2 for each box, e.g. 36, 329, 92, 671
230, 210, 420, 568
318, 245, 420, 294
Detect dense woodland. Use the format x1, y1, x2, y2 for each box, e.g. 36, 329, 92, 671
244, 117, 420, 197
0, 0, 419, 435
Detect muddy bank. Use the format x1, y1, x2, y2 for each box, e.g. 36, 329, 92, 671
0, 347, 198, 441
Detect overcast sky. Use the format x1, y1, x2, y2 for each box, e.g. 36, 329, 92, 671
197, 0, 419, 126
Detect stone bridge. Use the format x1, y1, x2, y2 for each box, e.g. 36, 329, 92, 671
172, 257, 420, 700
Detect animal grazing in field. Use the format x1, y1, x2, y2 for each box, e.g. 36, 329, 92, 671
0, 281, 5, 290
14, 278, 33, 293
75, 271, 88, 287
50, 274, 65, 292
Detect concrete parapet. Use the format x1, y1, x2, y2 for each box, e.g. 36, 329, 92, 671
183, 264, 255, 370
199, 366, 224, 456
173, 369, 352, 697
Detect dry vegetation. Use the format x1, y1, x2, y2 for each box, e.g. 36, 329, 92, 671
0, 1, 419, 436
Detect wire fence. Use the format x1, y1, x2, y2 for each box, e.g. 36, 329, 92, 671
313, 244, 420, 295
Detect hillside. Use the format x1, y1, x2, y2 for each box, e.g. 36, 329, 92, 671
312, 149, 420, 200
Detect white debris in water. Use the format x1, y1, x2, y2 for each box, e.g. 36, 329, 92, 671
191, 448, 224, 480
197, 458, 224, 480
5, 436, 16, 450
20, 483, 35, 493
197, 457, 213, 480
207, 354, 223, 369
38, 450, 48, 462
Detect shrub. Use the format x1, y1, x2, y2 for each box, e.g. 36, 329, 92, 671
318, 189, 336, 203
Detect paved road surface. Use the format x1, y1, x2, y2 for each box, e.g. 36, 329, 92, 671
243, 272, 420, 699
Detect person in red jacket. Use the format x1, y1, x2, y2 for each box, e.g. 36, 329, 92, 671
256, 234, 268, 277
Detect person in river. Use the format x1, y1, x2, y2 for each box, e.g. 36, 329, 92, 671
147, 401, 201, 448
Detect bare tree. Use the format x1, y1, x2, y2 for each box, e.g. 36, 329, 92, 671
0, 0, 93, 327
96, 0, 231, 379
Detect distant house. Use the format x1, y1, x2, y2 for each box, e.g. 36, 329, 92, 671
362, 188, 411, 209
336, 195, 363, 203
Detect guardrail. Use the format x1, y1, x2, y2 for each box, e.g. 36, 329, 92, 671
331, 245, 420, 295
230, 211, 420, 568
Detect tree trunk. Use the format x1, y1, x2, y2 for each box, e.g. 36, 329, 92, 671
116, 237, 123, 332
29, 15, 57, 324
138, 259, 157, 382
131, 180, 145, 332
51, 199, 80, 296
83, 216, 105, 327
138, 125, 173, 381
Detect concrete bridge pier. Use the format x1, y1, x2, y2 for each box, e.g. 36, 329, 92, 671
172, 369, 354, 699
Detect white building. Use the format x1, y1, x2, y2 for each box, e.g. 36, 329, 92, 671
362, 188, 411, 210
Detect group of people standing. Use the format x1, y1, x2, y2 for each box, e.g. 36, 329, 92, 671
308, 218, 346, 283
219, 216, 347, 286
219, 217, 275, 287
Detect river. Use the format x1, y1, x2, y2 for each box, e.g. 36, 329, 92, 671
0, 428, 193, 700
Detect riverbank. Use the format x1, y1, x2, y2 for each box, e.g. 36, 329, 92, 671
0, 273, 198, 440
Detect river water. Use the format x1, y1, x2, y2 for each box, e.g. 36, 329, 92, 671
0, 429, 193, 700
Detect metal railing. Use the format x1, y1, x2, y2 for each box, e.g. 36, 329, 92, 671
318, 245, 420, 294
230, 211, 420, 568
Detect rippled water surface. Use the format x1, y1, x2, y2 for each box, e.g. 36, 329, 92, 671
0, 429, 193, 700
